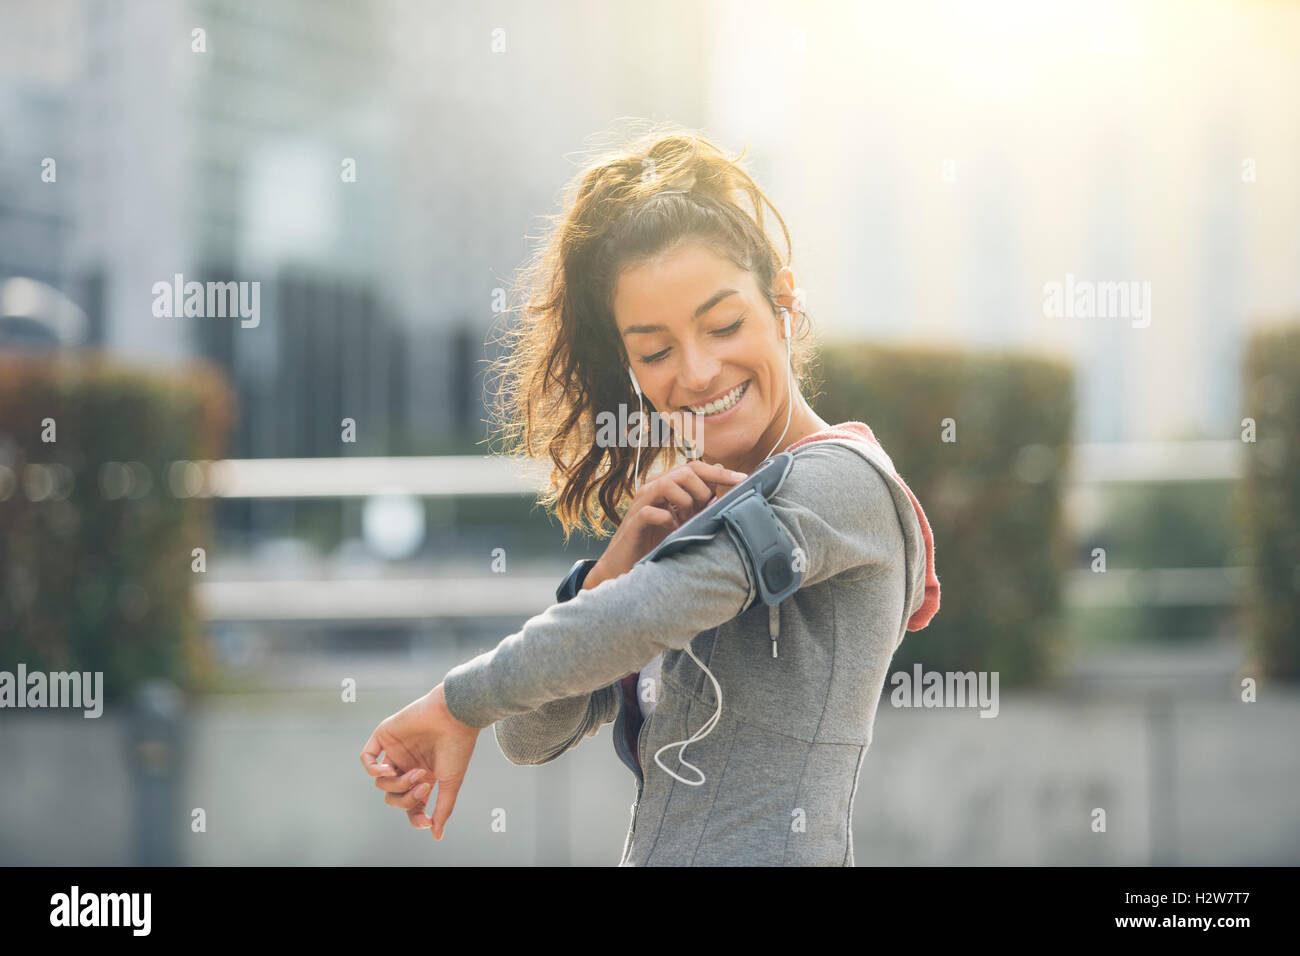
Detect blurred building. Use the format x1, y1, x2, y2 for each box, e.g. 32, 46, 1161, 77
701, 0, 1300, 444
2, 0, 1297, 453
0, 0, 709, 461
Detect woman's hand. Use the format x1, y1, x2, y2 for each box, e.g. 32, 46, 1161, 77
586, 459, 748, 589
359, 682, 481, 840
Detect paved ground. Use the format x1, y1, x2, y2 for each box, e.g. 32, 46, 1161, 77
2, 636, 1296, 865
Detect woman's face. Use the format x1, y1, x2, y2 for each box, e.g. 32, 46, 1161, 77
612, 239, 797, 469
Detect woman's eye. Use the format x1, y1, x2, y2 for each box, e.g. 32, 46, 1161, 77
640, 316, 745, 364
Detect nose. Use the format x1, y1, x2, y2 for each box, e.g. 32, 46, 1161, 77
676, 341, 722, 400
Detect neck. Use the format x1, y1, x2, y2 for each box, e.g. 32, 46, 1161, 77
725, 392, 831, 475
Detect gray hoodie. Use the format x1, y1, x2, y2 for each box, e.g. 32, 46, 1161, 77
442, 425, 935, 865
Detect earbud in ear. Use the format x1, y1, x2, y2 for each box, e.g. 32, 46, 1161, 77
780, 308, 791, 340
628, 366, 642, 396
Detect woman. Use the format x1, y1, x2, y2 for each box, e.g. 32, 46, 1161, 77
360, 126, 940, 866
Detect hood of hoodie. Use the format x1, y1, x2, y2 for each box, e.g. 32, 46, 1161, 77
786, 421, 940, 631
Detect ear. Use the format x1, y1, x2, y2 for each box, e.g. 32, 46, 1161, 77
772, 266, 797, 304
771, 268, 799, 326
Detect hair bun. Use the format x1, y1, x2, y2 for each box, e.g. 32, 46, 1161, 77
661, 170, 696, 193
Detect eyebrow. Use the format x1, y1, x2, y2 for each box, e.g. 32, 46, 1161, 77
619, 288, 740, 337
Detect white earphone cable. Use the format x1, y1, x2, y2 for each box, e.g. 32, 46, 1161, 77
652, 641, 724, 785
763, 303, 797, 463
632, 391, 644, 495
650, 290, 803, 786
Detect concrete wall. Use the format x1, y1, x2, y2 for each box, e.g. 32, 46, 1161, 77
3, 649, 1296, 865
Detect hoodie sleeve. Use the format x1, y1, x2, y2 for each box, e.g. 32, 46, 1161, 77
442, 442, 912, 729
493, 682, 621, 766
766, 442, 921, 592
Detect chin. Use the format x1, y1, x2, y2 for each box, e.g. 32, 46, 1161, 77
694, 430, 749, 463
686, 405, 764, 462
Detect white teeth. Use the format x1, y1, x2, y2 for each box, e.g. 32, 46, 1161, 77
688, 380, 748, 416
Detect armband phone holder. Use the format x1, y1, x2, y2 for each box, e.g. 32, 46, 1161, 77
634, 452, 804, 611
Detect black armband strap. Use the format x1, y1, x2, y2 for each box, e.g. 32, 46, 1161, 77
634, 452, 804, 611
556, 558, 598, 603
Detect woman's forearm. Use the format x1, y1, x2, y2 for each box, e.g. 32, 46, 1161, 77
442, 532, 752, 729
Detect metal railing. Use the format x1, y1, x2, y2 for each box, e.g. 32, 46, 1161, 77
191, 440, 1249, 621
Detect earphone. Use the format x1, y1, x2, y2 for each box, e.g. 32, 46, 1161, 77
629, 365, 645, 495
626, 287, 806, 786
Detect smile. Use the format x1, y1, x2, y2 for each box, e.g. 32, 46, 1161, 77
684, 380, 749, 417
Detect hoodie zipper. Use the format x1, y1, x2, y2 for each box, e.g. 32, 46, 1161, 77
618, 684, 652, 864
636, 712, 652, 792
627, 712, 651, 838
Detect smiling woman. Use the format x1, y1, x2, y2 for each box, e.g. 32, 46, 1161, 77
484, 125, 827, 536
612, 239, 819, 476
359, 122, 941, 865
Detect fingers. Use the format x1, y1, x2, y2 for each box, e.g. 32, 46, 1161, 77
408, 804, 433, 830
685, 459, 748, 495
647, 462, 740, 526
670, 466, 717, 509
650, 479, 695, 525
374, 766, 427, 794
430, 777, 464, 841
386, 780, 433, 811
395, 775, 457, 837
406, 783, 433, 830
360, 726, 447, 836
638, 505, 678, 532
359, 732, 398, 777
369, 762, 433, 828
654, 462, 745, 524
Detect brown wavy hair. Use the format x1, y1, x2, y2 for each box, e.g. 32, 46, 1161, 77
484, 120, 819, 541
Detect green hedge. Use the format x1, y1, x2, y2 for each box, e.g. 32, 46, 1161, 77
812, 342, 1074, 685
0, 354, 236, 703
1240, 324, 1300, 679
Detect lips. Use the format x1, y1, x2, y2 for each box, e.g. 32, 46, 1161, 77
682, 379, 750, 416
